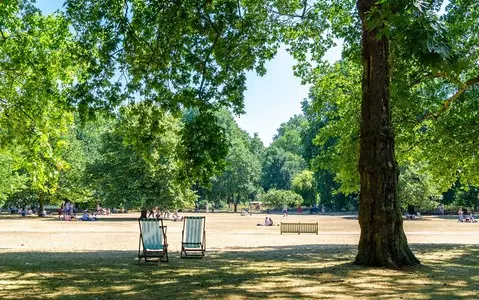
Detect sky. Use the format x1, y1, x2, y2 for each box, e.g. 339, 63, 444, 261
36, 0, 340, 145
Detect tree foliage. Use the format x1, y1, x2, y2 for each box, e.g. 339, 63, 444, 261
398, 164, 441, 211
65, 0, 279, 114
270, 114, 307, 157
200, 110, 262, 211
261, 146, 306, 191
0, 150, 27, 207
260, 188, 303, 209
85, 103, 196, 210
0, 3, 80, 213
291, 170, 316, 206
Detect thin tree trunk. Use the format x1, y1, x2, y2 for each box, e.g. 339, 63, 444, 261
355, 0, 419, 268
233, 194, 238, 212
37, 192, 45, 217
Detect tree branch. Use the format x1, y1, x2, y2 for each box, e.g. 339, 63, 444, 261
268, 8, 305, 19
198, 33, 219, 100
411, 71, 461, 87
420, 75, 479, 121
14, 103, 36, 122
301, 0, 308, 18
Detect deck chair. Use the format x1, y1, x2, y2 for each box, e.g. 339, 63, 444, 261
138, 218, 168, 263
181, 216, 206, 258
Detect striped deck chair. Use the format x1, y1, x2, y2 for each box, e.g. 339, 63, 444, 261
181, 216, 206, 258
138, 218, 168, 263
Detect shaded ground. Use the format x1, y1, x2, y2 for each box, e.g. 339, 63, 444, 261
0, 212, 478, 299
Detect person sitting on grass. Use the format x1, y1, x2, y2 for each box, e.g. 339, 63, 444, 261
172, 210, 184, 222
469, 212, 477, 223
148, 209, 156, 218
266, 217, 273, 226
241, 209, 251, 216
80, 210, 97, 221
257, 217, 274, 226
57, 204, 64, 219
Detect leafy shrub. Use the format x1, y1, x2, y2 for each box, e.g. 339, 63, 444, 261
260, 189, 303, 209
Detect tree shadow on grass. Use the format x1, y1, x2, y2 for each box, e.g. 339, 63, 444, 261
0, 244, 477, 299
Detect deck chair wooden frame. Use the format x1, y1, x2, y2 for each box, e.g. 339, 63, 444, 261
181, 216, 206, 258
138, 218, 168, 263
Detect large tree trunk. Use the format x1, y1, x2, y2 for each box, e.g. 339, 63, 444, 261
355, 0, 419, 268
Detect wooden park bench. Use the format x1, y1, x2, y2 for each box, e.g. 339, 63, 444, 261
280, 222, 318, 235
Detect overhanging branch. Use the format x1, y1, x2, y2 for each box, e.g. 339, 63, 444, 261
421, 75, 479, 121
411, 72, 462, 87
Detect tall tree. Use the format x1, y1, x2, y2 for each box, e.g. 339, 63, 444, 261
280, 0, 474, 267
212, 143, 261, 212
86, 103, 196, 214
270, 114, 308, 157
354, 0, 418, 267
54, 114, 111, 205
202, 110, 262, 211
0, 3, 79, 216
261, 146, 306, 191
301, 99, 353, 211
249, 132, 266, 162
291, 170, 316, 206
398, 164, 441, 211
0, 149, 27, 207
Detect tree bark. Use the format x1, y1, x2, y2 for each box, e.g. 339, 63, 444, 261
37, 192, 45, 217
233, 194, 238, 213
355, 0, 419, 268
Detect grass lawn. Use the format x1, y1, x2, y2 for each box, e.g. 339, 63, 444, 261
0, 212, 478, 299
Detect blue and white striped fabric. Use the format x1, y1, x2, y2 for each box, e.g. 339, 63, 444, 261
140, 219, 164, 250
184, 217, 204, 247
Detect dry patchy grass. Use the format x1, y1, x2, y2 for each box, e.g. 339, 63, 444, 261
0, 245, 478, 299
0, 212, 478, 299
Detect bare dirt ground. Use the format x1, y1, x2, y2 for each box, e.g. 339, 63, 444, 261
1, 212, 478, 253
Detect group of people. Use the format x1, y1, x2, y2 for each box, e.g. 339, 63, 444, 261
9, 206, 46, 217
96, 203, 110, 215
148, 208, 184, 221
172, 211, 184, 221
458, 208, 476, 223
257, 217, 274, 226
80, 210, 98, 221
58, 202, 107, 221
17, 207, 35, 217
58, 201, 76, 220
404, 212, 422, 220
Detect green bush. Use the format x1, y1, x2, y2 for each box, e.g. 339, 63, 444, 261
214, 200, 228, 210
260, 189, 303, 209
198, 200, 209, 210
